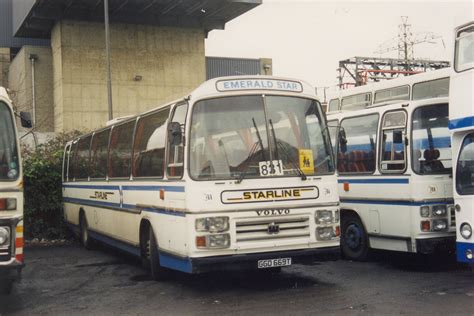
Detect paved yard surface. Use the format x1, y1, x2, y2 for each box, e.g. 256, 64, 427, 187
1, 244, 472, 315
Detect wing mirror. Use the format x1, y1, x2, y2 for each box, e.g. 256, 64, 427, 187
20, 111, 32, 128
168, 122, 182, 146
339, 128, 347, 153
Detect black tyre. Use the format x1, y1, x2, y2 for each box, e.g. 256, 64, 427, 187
147, 227, 168, 281
79, 213, 93, 250
341, 213, 369, 261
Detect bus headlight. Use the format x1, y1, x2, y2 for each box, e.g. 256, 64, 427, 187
195, 217, 229, 233
196, 234, 230, 249
0, 227, 10, 246
316, 210, 333, 225
316, 227, 336, 241
0, 198, 16, 211
420, 206, 430, 218
460, 223, 472, 239
432, 219, 448, 231
432, 205, 447, 217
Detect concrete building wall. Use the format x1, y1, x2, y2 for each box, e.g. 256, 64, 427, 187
51, 20, 206, 132
7, 45, 54, 132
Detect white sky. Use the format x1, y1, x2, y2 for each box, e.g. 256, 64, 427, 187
205, 0, 473, 92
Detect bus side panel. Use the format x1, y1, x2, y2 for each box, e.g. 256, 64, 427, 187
340, 202, 411, 252
122, 184, 188, 255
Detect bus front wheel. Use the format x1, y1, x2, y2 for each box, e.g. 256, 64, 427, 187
147, 227, 168, 281
341, 214, 369, 261
79, 213, 93, 250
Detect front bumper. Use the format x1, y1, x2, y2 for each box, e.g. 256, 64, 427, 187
159, 246, 340, 274
416, 236, 456, 254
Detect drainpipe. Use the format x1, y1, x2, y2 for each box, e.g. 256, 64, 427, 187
29, 54, 38, 149
29, 54, 37, 128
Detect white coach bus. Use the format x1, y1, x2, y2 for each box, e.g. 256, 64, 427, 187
327, 72, 455, 260
449, 21, 473, 265
62, 76, 340, 279
327, 67, 450, 113
0, 88, 30, 294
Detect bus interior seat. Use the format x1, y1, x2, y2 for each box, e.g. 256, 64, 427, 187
422, 148, 444, 171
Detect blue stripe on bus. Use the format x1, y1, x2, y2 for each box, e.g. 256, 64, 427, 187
338, 178, 409, 184
64, 197, 121, 208
340, 198, 453, 206
64, 197, 186, 217
122, 203, 186, 217
449, 116, 474, 130
122, 185, 185, 192
159, 252, 193, 273
63, 184, 120, 190
456, 241, 474, 264
88, 230, 141, 257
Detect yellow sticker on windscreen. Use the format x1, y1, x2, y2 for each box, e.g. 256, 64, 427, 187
299, 149, 314, 175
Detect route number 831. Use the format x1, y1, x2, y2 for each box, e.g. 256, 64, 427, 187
259, 160, 284, 176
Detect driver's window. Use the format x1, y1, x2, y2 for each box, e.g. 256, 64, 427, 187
167, 103, 188, 178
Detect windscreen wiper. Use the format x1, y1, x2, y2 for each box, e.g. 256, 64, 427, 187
253, 118, 266, 161
275, 140, 307, 180
235, 118, 265, 184
268, 119, 307, 181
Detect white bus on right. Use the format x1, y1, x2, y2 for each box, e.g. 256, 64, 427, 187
327, 69, 456, 260
449, 21, 474, 265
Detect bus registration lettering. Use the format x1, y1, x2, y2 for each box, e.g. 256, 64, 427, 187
258, 258, 291, 269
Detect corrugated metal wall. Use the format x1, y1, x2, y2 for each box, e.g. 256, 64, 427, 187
0, 0, 49, 48
206, 56, 261, 80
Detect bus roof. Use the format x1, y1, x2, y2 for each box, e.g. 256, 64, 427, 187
189, 76, 318, 101
327, 96, 449, 120
333, 67, 451, 100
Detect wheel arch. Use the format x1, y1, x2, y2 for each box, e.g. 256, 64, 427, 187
340, 208, 371, 247
139, 218, 152, 258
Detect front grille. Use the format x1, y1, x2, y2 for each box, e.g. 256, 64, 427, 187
0, 246, 10, 262
235, 216, 310, 242
0, 227, 12, 262
450, 207, 456, 228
